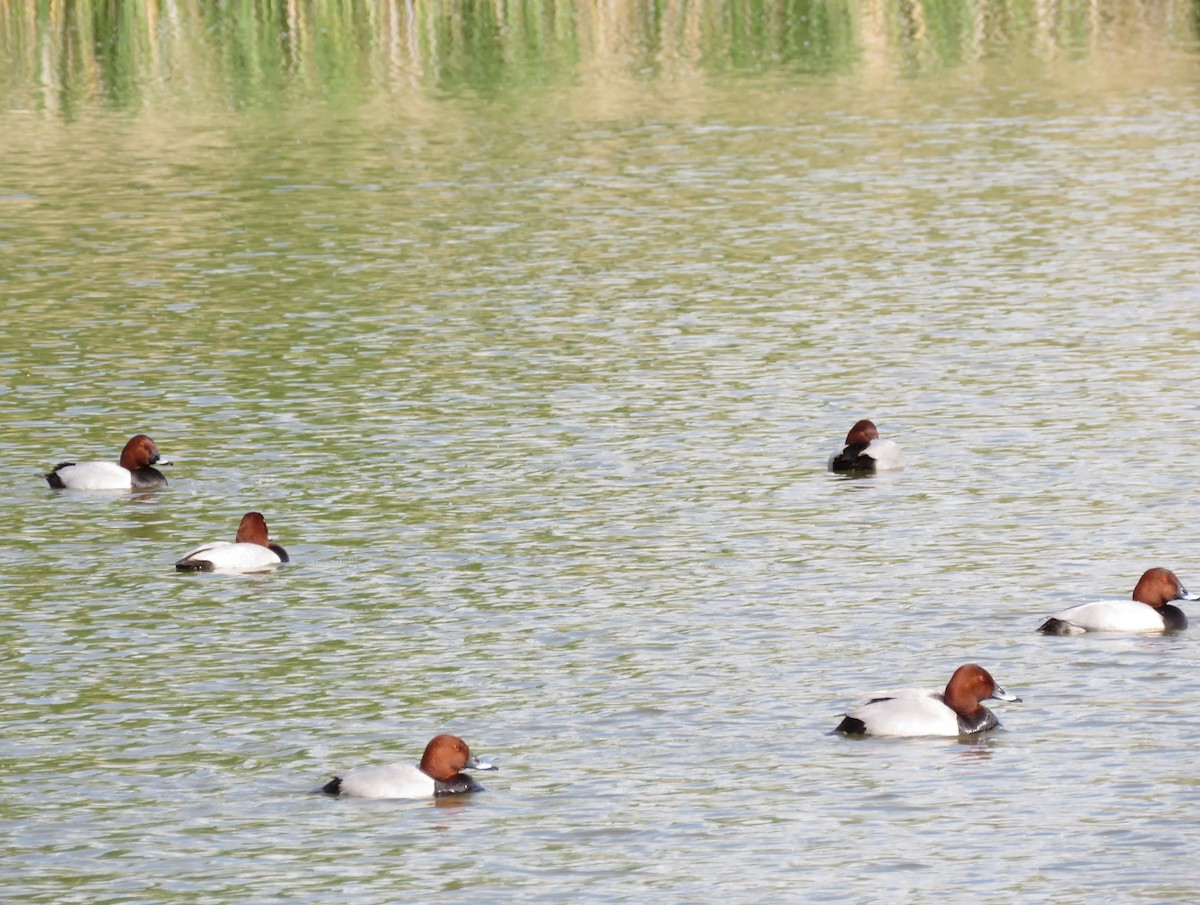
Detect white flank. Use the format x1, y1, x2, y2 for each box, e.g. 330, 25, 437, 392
176, 541, 283, 573
52, 462, 132, 490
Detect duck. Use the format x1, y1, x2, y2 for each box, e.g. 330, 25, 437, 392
835, 664, 1020, 737
320, 734, 497, 799
45, 434, 170, 490
828, 419, 906, 474
175, 512, 289, 573
1038, 567, 1197, 635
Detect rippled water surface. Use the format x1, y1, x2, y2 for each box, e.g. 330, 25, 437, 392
4, 13, 1200, 902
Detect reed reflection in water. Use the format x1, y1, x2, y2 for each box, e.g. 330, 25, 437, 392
2, 0, 1197, 114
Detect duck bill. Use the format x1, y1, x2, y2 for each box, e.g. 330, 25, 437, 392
467, 755, 498, 772
1177, 587, 1200, 601
990, 686, 1021, 703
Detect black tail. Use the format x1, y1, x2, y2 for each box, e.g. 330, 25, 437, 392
829, 450, 876, 475
835, 716, 867, 735
45, 463, 73, 488
174, 560, 215, 572
1037, 618, 1070, 635
320, 777, 343, 796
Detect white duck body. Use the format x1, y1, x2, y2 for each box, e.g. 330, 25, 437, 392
1040, 599, 1179, 634
175, 541, 286, 573
331, 762, 442, 799
841, 689, 962, 737
51, 461, 139, 490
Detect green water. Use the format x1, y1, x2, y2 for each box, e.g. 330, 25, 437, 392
4, 3, 1200, 902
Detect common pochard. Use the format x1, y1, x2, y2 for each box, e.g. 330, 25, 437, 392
1038, 567, 1198, 634
45, 434, 170, 490
828, 419, 906, 474
835, 664, 1020, 737
175, 512, 289, 573
320, 734, 496, 799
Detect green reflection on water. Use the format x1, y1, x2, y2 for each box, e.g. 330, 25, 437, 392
2, 0, 1196, 116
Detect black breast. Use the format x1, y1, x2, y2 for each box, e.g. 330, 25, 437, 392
130, 467, 168, 488
956, 708, 998, 735
1160, 605, 1188, 631
434, 774, 483, 796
